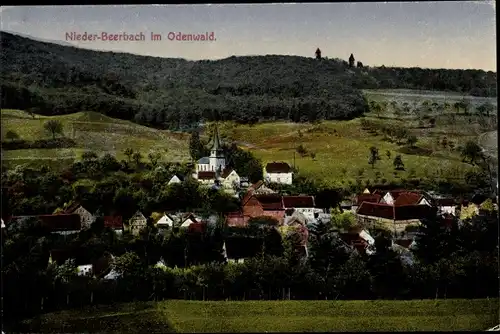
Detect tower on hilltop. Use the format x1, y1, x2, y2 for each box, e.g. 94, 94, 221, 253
315, 48, 322, 60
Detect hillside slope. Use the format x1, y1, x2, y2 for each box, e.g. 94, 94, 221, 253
1, 32, 496, 130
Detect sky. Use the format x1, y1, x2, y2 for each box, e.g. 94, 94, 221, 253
0, 2, 496, 71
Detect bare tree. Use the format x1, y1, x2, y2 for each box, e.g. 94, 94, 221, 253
44, 120, 64, 139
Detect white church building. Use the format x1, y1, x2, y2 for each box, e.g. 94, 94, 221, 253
194, 125, 226, 175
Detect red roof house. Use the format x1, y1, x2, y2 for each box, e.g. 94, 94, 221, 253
265, 162, 292, 173
283, 196, 315, 208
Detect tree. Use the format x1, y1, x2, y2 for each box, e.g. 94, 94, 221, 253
189, 130, 205, 161
81, 151, 98, 161
385, 150, 391, 160
368, 146, 380, 169
5, 130, 19, 141
132, 152, 143, 166
296, 144, 307, 157
123, 148, 134, 163
393, 155, 404, 170
44, 119, 64, 139
148, 151, 162, 167
460, 141, 483, 165
310, 152, 316, 160
476, 102, 495, 117
407, 135, 418, 147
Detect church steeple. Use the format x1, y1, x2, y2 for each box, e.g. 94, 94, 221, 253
208, 123, 226, 174
211, 124, 222, 152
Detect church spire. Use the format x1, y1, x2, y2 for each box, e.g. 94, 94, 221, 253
211, 123, 222, 151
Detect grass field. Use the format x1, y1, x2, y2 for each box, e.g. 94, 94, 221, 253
1, 89, 496, 185
19, 298, 499, 333
1, 109, 190, 169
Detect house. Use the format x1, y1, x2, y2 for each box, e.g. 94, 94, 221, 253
221, 168, 241, 190
103, 216, 123, 233
249, 180, 277, 194
156, 213, 176, 228
225, 212, 250, 227
63, 202, 95, 229
282, 196, 321, 223
285, 210, 308, 226
340, 199, 354, 213
167, 175, 183, 185
240, 177, 250, 188
128, 211, 147, 235
378, 190, 433, 206
338, 228, 375, 255
226, 192, 286, 227
196, 171, 217, 185
435, 198, 458, 216
263, 162, 293, 185
356, 202, 437, 234
49, 249, 114, 278
180, 213, 199, 228
195, 124, 226, 175
352, 193, 382, 211
38, 214, 82, 234
243, 194, 285, 225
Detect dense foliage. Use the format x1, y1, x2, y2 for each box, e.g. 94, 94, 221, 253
1, 32, 496, 131
3, 207, 498, 327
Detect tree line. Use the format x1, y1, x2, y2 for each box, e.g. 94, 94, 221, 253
4, 204, 498, 330
1, 32, 496, 131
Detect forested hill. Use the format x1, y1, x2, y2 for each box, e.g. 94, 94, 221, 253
1, 32, 497, 130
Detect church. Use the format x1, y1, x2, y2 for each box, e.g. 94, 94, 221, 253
192, 126, 242, 195
195, 125, 226, 174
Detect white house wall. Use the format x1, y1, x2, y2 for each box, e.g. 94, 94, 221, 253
266, 172, 293, 185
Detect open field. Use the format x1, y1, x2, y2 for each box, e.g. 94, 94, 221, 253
18, 298, 499, 333
363, 89, 498, 106
2, 89, 496, 184
1, 109, 190, 169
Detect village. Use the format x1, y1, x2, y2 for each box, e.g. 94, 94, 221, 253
2, 125, 497, 278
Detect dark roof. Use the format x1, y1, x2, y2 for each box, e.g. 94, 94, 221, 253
356, 194, 381, 206
435, 198, 458, 206
198, 157, 210, 164
104, 216, 123, 229
283, 196, 315, 208
357, 203, 394, 220
358, 202, 437, 221
394, 205, 437, 220
255, 194, 284, 210
198, 171, 216, 180
221, 168, 234, 178
394, 192, 423, 206
265, 162, 291, 173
